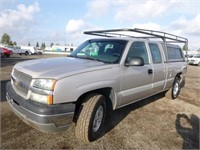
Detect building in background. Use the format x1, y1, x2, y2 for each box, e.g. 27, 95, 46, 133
45, 45, 77, 52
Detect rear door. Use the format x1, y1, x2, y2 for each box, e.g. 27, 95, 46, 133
120, 41, 153, 106
148, 42, 166, 93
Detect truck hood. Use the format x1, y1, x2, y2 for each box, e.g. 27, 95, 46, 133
14, 57, 112, 79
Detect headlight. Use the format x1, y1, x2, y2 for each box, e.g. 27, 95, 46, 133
33, 79, 56, 90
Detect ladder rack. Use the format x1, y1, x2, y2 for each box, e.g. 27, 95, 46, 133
84, 28, 188, 44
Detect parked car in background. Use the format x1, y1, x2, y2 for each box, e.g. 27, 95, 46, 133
7, 46, 31, 55
188, 54, 200, 66
37, 49, 43, 54
20, 46, 39, 54
1, 47, 13, 57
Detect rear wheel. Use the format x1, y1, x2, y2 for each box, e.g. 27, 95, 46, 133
25, 51, 29, 55
75, 93, 106, 142
165, 77, 181, 99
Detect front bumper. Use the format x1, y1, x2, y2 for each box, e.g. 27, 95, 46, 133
188, 61, 199, 65
6, 82, 75, 133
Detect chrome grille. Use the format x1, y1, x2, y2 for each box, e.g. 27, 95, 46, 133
13, 69, 32, 84
12, 69, 32, 96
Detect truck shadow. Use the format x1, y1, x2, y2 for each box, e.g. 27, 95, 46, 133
176, 114, 199, 149
0, 80, 10, 102
100, 93, 165, 139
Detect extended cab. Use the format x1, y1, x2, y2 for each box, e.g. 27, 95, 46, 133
6, 28, 188, 142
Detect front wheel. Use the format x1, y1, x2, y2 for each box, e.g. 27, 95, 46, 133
165, 77, 181, 99
75, 94, 106, 142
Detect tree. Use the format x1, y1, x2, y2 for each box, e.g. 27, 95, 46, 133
1, 33, 11, 45
43, 43, 46, 49
50, 42, 54, 47
8, 41, 13, 46
41, 43, 46, 50
36, 42, 39, 48
28, 42, 31, 46
13, 41, 17, 46
183, 44, 188, 51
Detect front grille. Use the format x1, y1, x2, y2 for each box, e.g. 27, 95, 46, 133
13, 69, 32, 84
12, 69, 32, 96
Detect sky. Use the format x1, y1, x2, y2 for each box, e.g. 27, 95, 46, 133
0, 0, 199, 50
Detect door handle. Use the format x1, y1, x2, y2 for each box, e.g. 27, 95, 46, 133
148, 69, 153, 74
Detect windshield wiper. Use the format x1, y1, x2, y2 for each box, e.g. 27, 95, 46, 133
80, 56, 103, 62
68, 55, 110, 64
68, 55, 77, 58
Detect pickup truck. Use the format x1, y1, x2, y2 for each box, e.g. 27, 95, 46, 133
6, 46, 31, 55
6, 28, 188, 142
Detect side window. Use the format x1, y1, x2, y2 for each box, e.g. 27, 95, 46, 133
149, 43, 162, 63
167, 47, 183, 61
126, 42, 149, 64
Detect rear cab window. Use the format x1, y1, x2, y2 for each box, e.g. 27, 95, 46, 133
167, 46, 184, 62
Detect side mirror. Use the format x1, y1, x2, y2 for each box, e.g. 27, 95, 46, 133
125, 57, 144, 66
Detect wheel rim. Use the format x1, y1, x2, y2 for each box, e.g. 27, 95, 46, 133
173, 82, 180, 97
93, 105, 104, 132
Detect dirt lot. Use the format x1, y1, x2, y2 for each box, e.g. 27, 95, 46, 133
0, 54, 199, 149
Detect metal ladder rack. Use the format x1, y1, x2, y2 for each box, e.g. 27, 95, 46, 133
84, 28, 188, 60
84, 28, 188, 44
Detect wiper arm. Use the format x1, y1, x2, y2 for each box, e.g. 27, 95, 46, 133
80, 56, 104, 62
68, 55, 77, 58
68, 55, 110, 64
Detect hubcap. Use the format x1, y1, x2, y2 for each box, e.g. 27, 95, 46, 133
93, 105, 104, 132
173, 82, 180, 97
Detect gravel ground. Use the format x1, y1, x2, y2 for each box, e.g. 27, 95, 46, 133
0, 54, 199, 149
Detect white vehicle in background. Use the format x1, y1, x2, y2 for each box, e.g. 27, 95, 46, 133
37, 48, 43, 54
188, 54, 200, 66
20, 46, 39, 54
7, 46, 31, 55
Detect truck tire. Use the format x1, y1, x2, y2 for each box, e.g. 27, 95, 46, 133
165, 77, 181, 99
75, 93, 106, 142
25, 51, 29, 55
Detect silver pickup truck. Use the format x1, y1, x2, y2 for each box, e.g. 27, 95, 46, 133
6, 28, 188, 142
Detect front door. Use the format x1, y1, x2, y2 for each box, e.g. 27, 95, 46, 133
120, 41, 153, 106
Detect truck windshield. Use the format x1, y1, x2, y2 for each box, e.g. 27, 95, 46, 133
70, 39, 127, 64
